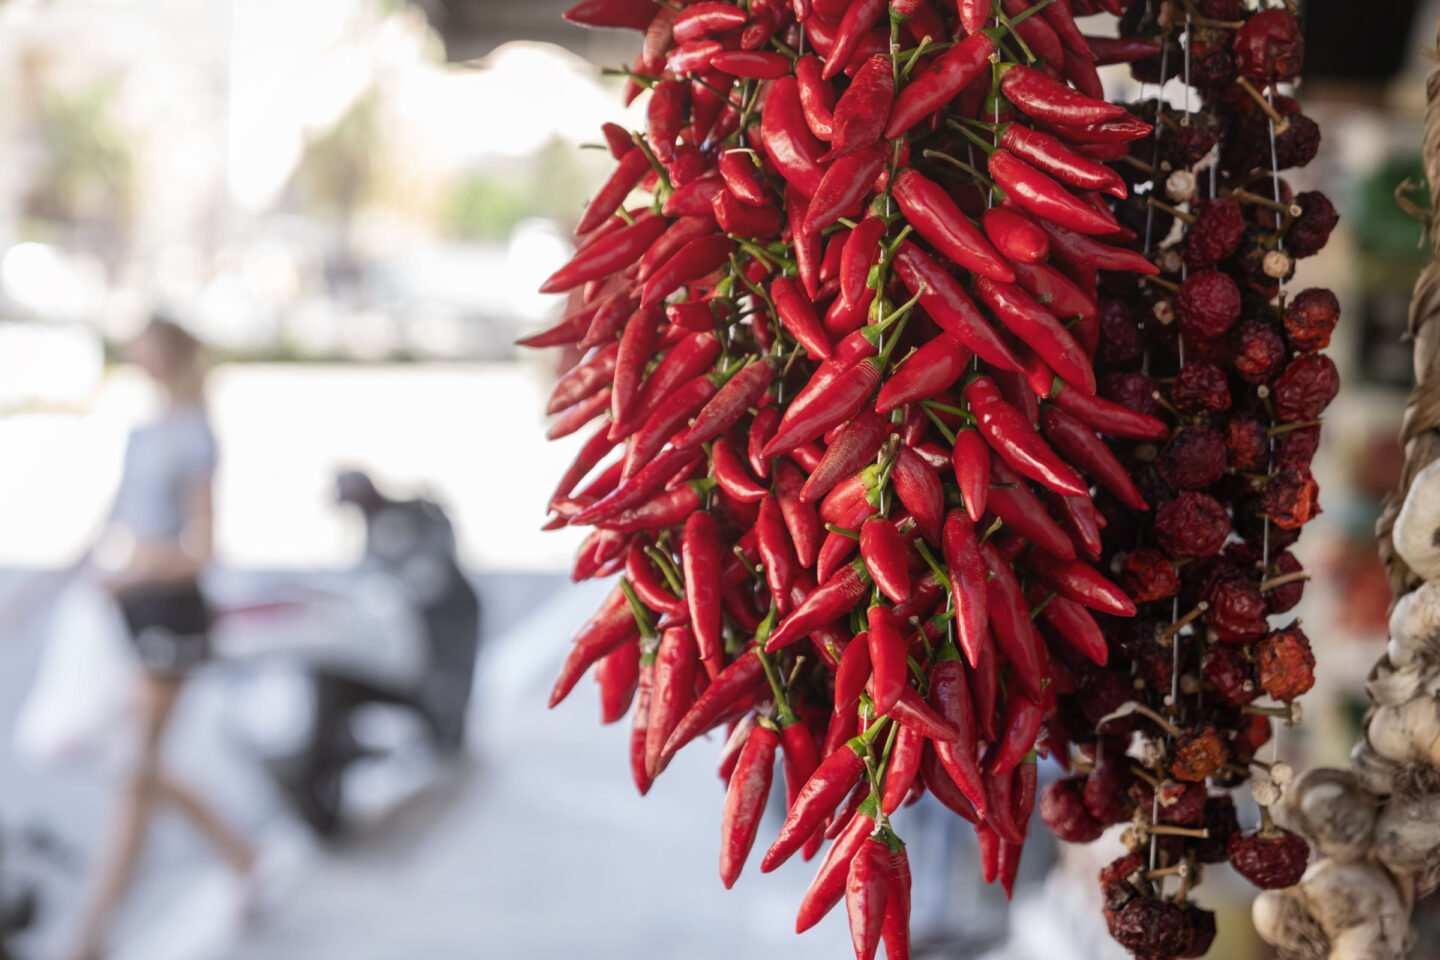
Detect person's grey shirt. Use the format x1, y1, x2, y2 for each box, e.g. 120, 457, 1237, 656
109, 405, 217, 541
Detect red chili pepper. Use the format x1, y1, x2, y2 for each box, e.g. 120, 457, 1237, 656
625, 541, 681, 615
799, 410, 887, 506
659, 650, 765, 765
890, 687, 961, 742
645, 626, 699, 777
619, 379, 716, 476
823, 284, 873, 339
998, 122, 1125, 199
987, 460, 1077, 561
980, 541, 1049, 702
866, 605, 908, 716
880, 723, 924, 815
783, 188, 823, 301
610, 307, 659, 427
717, 150, 769, 208
596, 640, 640, 724
796, 811, 874, 933
751, 497, 793, 608
518, 306, 593, 350
1029, 584, 1107, 666
892, 446, 944, 546
794, 54, 836, 141
950, 429, 990, 523
682, 512, 725, 676
823, 0, 886, 78
710, 49, 792, 79
597, 480, 706, 533
710, 437, 765, 504
629, 653, 655, 794
886, 33, 995, 138
547, 343, 617, 416
973, 276, 1095, 395
860, 518, 912, 605
989, 150, 1117, 237
1087, 35, 1163, 65
1040, 406, 1146, 509
846, 836, 890, 960
689, 72, 727, 143
875, 333, 972, 415
827, 54, 893, 159
891, 243, 1021, 372
662, 174, 726, 217
999, 64, 1126, 126
941, 511, 989, 668
666, 300, 713, 333
638, 218, 714, 283
978, 206, 1046, 265
1050, 380, 1169, 440
642, 233, 735, 307
891, 170, 1013, 283
1026, 548, 1135, 617
767, 560, 869, 652
748, 404, 781, 478
672, 1, 747, 43
764, 357, 882, 458
675, 361, 774, 450
984, 766, 1025, 844
551, 425, 619, 506
719, 722, 779, 889
712, 188, 783, 238
646, 79, 687, 162
548, 387, 612, 441
921, 659, 986, 826
563, 0, 657, 30
770, 277, 832, 361
763, 735, 868, 872
832, 634, 870, 727
1009, 261, 1098, 324
975, 822, 1000, 884
988, 695, 1044, 776
573, 528, 622, 581
999, 0, 1064, 67
549, 585, 641, 707
760, 76, 826, 197
1041, 0, 1093, 60
964, 377, 1087, 497
802, 142, 889, 236
576, 148, 651, 236
540, 212, 667, 294
998, 834, 1026, 897
1038, 113, 1152, 144
774, 459, 823, 569
840, 216, 887, 308
920, 743, 979, 823
1038, 219, 1160, 276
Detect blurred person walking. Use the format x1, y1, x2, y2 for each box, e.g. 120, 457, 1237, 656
64, 318, 256, 960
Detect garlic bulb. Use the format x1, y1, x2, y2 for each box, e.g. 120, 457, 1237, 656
1286, 770, 1377, 863
1351, 739, 1401, 797
1386, 579, 1440, 667
1327, 924, 1401, 960
1253, 888, 1328, 960
1366, 693, 1440, 766
1393, 460, 1440, 581
1300, 860, 1409, 951
1372, 790, 1440, 878
1366, 660, 1428, 708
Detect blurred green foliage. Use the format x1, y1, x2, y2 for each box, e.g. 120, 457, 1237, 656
443, 138, 599, 239
27, 82, 133, 226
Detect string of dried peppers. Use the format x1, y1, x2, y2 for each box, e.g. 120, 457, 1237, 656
528, 0, 1336, 957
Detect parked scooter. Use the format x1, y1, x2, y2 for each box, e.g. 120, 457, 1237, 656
218, 473, 481, 836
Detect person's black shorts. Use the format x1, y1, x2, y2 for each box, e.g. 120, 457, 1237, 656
118, 581, 212, 674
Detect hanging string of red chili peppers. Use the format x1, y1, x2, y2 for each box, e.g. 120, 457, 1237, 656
529, 0, 1335, 957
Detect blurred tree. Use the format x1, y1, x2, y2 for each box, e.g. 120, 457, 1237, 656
24, 82, 133, 235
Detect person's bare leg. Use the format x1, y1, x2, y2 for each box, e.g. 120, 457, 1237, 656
65, 671, 183, 960
151, 774, 255, 874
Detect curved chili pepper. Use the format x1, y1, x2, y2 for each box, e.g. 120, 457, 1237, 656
983, 764, 1024, 844
875, 333, 972, 415
662, 174, 726, 217
763, 735, 868, 872
711, 437, 766, 504
1009, 260, 1097, 323
619, 382, 715, 477
1063, 45, 1105, 101
1000, 0, 1064, 68
555, 459, 626, 521
753, 496, 795, 609
720, 722, 779, 889
823, 285, 873, 339
767, 560, 869, 652
822, 0, 886, 78
551, 425, 619, 506
659, 648, 765, 763
920, 744, 979, 823
576, 147, 650, 236
764, 357, 882, 458
760, 76, 826, 197
748, 405, 781, 477
866, 605, 908, 717
770, 277, 832, 360
1086, 35, 1163, 65
778, 717, 822, 826
973, 276, 1095, 394
712, 188, 783, 238
892, 569, 943, 624
573, 528, 622, 581
885, 33, 995, 138
548, 387, 611, 441
818, 474, 870, 530
980, 541, 1048, 703
717, 150, 769, 208
987, 695, 1044, 776
833, 633, 872, 718
964, 377, 1087, 497
668, 42, 724, 78
596, 640, 640, 724
799, 410, 887, 506
794, 54, 836, 141
689, 71, 727, 144
626, 541, 681, 614
682, 512, 725, 676
1040, 406, 1146, 509
629, 653, 655, 794
518, 305, 593, 350
998, 122, 1125, 198
1030, 584, 1107, 666
639, 6, 676, 75
928, 656, 987, 815
840, 215, 887, 308
989, 150, 1117, 237
999, 64, 1126, 126
645, 626, 699, 777
621, 333, 722, 440
802, 142, 889, 236
1041, 0, 1092, 60
540, 212, 666, 294
795, 811, 873, 933
646, 79, 687, 162
880, 723, 923, 816
549, 585, 640, 707
892, 446, 944, 546
986, 460, 1076, 560
817, 496, 873, 584
1026, 549, 1135, 617
666, 300, 713, 333
639, 218, 715, 283
1038, 113, 1152, 144
1052, 490, 1103, 561
783, 186, 823, 300
711, 50, 792, 79
563, 0, 656, 30
891, 170, 1013, 283
892, 243, 1021, 372
675, 361, 774, 450
860, 518, 912, 605
827, 54, 893, 159
641, 233, 735, 307
547, 342, 617, 416
775, 459, 823, 569
847, 836, 890, 960
950, 429, 990, 523
1038, 219, 1160, 275
978, 206, 1046, 265
610, 307, 659, 427
890, 687, 960, 742
597, 480, 705, 533
1050, 380, 1169, 440
975, 822, 1000, 884
941, 511, 989, 669
672, 1, 747, 42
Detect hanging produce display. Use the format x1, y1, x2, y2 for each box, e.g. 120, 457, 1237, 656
527, 0, 1334, 957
